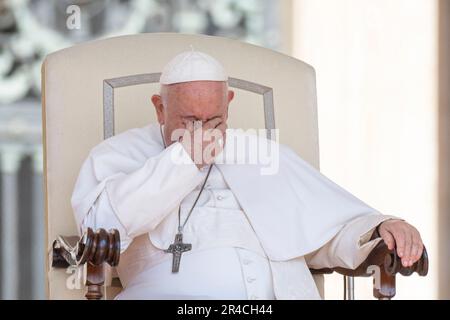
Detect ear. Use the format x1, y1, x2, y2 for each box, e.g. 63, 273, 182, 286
223, 90, 234, 121
151, 94, 165, 125
227, 90, 235, 103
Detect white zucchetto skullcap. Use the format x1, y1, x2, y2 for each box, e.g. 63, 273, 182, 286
159, 48, 228, 85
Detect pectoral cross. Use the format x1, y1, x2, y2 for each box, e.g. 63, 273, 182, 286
164, 232, 192, 273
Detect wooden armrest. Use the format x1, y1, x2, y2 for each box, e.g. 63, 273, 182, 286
310, 241, 429, 299
52, 228, 121, 299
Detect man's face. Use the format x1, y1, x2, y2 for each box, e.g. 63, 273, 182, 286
151, 81, 235, 146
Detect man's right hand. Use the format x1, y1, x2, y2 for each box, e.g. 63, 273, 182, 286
179, 118, 227, 169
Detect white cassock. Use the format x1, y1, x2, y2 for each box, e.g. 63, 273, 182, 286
71, 123, 397, 300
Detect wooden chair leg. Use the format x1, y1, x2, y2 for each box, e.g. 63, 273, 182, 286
373, 268, 396, 300
85, 263, 104, 300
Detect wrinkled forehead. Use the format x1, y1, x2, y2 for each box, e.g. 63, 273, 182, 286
160, 80, 228, 106
160, 81, 229, 117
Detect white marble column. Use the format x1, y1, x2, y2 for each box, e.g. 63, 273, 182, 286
0, 146, 23, 299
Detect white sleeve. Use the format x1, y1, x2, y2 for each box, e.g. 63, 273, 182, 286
305, 214, 399, 270
72, 142, 203, 253
80, 192, 133, 252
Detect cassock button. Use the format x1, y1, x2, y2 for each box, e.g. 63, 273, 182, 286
243, 259, 252, 265
217, 195, 223, 201
246, 277, 256, 283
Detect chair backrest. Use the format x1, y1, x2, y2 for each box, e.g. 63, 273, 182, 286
42, 33, 320, 299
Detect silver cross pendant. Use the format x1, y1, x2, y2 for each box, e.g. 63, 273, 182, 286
164, 232, 192, 273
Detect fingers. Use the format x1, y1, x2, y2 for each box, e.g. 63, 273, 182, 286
203, 117, 223, 130
410, 243, 420, 265
193, 120, 203, 131
176, 121, 193, 143
402, 232, 413, 267
380, 228, 395, 250
185, 120, 194, 133
395, 230, 414, 267
200, 119, 227, 152
215, 122, 227, 137
181, 118, 225, 167
204, 123, 227, 160
401, 226, 424, 267
390, 224, 424, 267
393, 229, 406, 259
415, 243, 424, 262
410, 231, 424, 265
393, 229, 412, 267
183, 117, 224, 131
378, 220, 425, 268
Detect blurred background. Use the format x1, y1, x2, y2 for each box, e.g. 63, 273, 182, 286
0, 0, 448, 299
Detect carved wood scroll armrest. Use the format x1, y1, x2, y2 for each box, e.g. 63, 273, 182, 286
310, 241, 429, 299
52, 228, 121, 300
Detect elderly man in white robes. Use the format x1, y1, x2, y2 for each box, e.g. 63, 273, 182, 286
71, 50, 424, 300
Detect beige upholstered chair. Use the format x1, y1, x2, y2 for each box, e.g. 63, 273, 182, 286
42, 33, 427, 300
